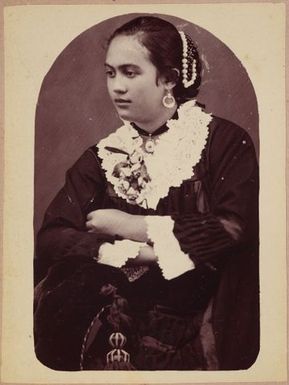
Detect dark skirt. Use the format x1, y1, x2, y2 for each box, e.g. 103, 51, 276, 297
34, 257, 220, 371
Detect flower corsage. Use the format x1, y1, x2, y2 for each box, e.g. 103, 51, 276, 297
105, 146, 151, 205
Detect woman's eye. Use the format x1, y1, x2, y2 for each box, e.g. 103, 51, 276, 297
105, 70, 115, 78
125, 70, 136, 78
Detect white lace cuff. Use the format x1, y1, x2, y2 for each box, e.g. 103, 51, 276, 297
145, 216, 195, 280
97, 240, 145, 268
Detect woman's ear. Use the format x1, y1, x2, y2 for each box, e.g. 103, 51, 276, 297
163, 68, 180, 89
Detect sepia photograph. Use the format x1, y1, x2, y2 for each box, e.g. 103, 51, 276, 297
1, 2, 287, 384
34, 12, 259, 372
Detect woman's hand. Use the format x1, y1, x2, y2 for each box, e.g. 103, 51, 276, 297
86, 209, 148, 242
136, 244, 157, 263
126, 244, 157, 265
86, 209, 129, 236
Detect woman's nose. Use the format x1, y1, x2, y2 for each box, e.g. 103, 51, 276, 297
111, 75, 127, 94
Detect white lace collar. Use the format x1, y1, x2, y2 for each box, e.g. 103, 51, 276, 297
97, 100, 212, 209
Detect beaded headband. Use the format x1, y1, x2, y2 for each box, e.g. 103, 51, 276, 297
179, 31, 197, 88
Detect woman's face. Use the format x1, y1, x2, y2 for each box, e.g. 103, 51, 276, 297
105, 35, 167, 126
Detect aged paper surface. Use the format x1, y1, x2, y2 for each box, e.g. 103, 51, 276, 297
1, 1, 287, 384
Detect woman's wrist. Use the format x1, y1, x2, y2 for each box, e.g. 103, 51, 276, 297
122, 214, 149, 242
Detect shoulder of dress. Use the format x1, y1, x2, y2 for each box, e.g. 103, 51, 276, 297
206, 116, 256, 154
87, 144, 100, 158
78, 145, 100, 162
206, 115, 257, 163
67, 145, 103, 177
208, 115, 252, 140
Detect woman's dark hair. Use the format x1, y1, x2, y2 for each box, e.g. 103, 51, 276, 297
108, 16, 202, 104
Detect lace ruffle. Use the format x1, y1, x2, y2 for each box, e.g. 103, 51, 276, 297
97, 240, 146, 268
97, 100, 211, 209
145, 216, 195, 280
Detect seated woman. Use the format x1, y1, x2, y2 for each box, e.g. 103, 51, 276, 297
34, 16, 259, 371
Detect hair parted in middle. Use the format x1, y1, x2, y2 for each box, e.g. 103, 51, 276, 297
108, 16, 202, 104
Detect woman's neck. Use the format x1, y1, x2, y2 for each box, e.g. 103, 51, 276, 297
132, 105, 178, 134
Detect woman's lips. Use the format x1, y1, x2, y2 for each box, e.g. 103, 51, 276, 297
114, 99, 131, 107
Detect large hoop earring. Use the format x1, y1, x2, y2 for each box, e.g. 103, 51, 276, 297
162, 90, 176, 109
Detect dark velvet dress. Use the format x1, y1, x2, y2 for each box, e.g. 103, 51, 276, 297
34, 116, 259, 371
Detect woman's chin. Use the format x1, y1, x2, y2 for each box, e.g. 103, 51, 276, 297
117, 110, 133, 121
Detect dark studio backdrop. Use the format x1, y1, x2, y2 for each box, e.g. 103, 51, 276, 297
34, 13, 259, 237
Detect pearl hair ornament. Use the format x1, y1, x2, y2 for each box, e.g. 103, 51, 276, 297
179, 31, 197, 88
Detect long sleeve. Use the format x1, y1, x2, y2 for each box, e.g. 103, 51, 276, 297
36, 148, 115, 266
172, 118, 259, 266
